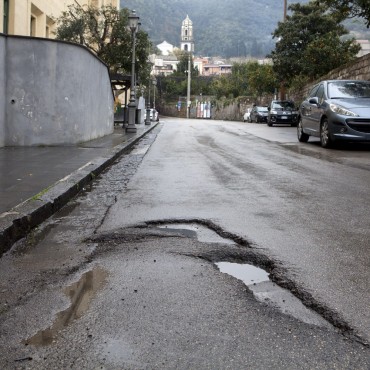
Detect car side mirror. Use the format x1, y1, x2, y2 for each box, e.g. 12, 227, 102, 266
309, 97, 319, 106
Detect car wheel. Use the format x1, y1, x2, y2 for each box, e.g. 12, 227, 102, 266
297, 118, 309, 142
320, 119, 333, 148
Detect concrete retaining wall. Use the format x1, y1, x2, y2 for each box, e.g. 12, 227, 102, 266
0, 36, 5, 147
1, 34, 114, 147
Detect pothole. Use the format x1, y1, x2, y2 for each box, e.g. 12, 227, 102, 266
24, 266, 107, 346
216, 262, 332, 329
153, 221, 335, 331
157, 223, 236, 244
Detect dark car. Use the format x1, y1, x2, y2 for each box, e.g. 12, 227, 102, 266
267, 100, 299, 127
298, 80, 370, 148
250, 106, 269, 123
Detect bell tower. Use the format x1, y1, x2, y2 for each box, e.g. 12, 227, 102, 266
180, 15, 194, 53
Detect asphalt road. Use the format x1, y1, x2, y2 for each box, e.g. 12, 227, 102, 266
0, 118, 369, 369
101, 118, 370, 342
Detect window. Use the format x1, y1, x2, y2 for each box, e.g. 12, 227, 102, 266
308, 85, 319, 98
30, 15, 36, 36
316, 84, 325, 104
3, 0, 9, 34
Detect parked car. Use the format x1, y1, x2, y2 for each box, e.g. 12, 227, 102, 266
298, 80, 370, 148
243, 108, 252, 122
250, 106, 269, 123
144, 108, 159, 122
267, 100, 299, 127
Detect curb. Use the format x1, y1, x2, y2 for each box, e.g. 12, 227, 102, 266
0, 123, 159, 257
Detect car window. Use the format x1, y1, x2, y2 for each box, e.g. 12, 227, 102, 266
328, 81, 370, 98
272, 101, 295, 110
316, 84, 325, 104
257, 107, 268, 112
308, 85, 319, 98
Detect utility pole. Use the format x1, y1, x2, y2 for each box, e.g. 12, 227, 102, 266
280, 0, 287, 100
186, 52, 191, 119
284, 0, 287, 20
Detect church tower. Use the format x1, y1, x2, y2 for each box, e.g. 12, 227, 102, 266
180, 15, 194, 53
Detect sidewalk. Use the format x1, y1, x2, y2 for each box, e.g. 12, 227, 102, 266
0, 122, 158, 255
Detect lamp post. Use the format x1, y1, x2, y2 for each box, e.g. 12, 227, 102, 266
126, 10, 140, 133
145, 84, 151, 125
152, 78, 157, 110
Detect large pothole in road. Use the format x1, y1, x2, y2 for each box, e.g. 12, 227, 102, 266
156, 221, 333, 330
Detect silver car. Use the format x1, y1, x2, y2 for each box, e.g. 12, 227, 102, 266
298, 80, 370, 148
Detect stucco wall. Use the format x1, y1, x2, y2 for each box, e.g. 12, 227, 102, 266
0, 36, 5, 147
1, 34, 114, 146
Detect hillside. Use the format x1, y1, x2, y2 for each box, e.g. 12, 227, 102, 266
120, 0, 369, 58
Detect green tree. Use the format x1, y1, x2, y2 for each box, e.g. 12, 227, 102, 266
317, 0, 370, 27
247, 62, 278, 100
173, 52, 199, 77
54, 4, 152, 82
209, 62, 277, 100
269, 2, 360, 85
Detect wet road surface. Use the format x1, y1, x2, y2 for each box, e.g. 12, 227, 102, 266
0, 119, 369, 368
101, 118, 370, 343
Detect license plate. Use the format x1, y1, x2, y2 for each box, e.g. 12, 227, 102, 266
281, 116, 287, 119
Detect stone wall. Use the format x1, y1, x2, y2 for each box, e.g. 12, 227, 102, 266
1, 34, 114, 147
159, 95, 271, 122
289, 53, 370, 104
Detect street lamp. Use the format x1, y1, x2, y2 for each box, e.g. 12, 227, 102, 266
152, 78, 157, 109
126, 10, 140, 133
145, 83, 151, 125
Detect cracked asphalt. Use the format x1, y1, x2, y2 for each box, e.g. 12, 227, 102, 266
0, 120, 369, 369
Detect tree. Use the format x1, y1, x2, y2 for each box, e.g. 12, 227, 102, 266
173, 52, 198, 77
247, 62, 278, 100
54, 4, 152, 82
269, 2, 360, 85
317, 0, 370, 27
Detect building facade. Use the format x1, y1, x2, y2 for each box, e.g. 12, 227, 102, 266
0, 0, 119, 38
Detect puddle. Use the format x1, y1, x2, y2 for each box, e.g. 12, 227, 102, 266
24, 266, 108, 346
158, 223, 236, 245
216, 262, 332, 329
216, 262, 269, 285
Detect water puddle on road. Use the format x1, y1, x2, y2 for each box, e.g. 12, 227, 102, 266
216, 262, 332, 329
158, 223, 236, 245
24, 266, 107, 346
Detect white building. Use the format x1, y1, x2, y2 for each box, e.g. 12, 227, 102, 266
156, 40, 174, 56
